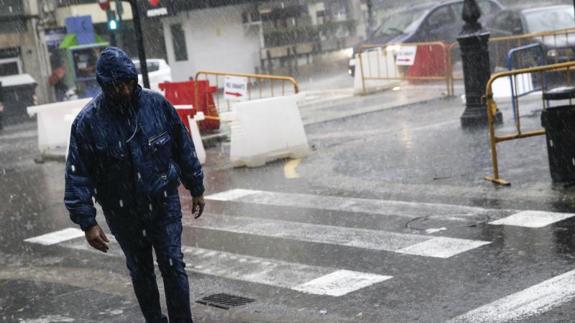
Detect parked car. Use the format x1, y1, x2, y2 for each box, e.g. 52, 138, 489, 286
0, 80, 4, 130
133, 59, 172, 93
0, 94, 3, 131
487, 5, 575, 67
349, 0, 504, 76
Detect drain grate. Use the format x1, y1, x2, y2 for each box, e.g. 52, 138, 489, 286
196, 293, 255, 310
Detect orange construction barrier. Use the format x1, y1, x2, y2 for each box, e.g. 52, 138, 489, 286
159, 80, 220, 133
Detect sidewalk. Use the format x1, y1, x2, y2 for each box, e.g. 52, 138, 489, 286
298, 82, 447, 125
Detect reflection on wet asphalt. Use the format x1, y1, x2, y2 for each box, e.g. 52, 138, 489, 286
3, 94, 575, 322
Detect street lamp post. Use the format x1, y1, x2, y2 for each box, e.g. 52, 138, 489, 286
127, 0, 150, 89
457, 0, 502, 127
366, 0, 374, 36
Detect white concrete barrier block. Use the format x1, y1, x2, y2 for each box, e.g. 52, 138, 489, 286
186, 115, 206, 165
230, 95, 310, 168
175, 105, 206, 165
354, 49, 400, 94
27, 98, 91, 153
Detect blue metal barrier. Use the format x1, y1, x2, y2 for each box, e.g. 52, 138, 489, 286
505, 43, 546, 124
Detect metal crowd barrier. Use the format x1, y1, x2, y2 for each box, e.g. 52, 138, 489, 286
490, 27, 575, 67
193, 71, 299, 120
357, 41, 453, 96
449, 27, 575, 91
485, 61, 575, 185
354, 28, 575, 99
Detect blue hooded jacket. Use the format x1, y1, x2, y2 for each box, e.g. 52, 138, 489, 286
64, 47, 204, 231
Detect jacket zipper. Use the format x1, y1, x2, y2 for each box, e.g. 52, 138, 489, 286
148, 131, 168, 146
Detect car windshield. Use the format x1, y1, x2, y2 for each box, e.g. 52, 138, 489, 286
373, 8, 429, 38
524, 7, 575, 33
133, 61, 160, 73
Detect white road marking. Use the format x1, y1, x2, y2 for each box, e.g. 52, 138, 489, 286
206, 189, 493, 220
449, 269, 575, 323
292, 270, 392, 297
209, 189, 257, 201
489, 210, 575, 228
184, 214, 491, 258
24, 228, 85, 246
31, 233, 391, 297
208, 189, 575, 229
396, 237, 490, 259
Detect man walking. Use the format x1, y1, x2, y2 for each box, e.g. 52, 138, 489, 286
64, 47, 205, 323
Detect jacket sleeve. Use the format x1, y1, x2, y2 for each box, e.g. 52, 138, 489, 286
64, 119, 98, 231
165, 99, 205, 197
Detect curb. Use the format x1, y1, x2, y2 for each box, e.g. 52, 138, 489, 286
303, 95, 451, 126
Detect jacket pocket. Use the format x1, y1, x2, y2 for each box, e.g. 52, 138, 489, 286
148, 131, 171, 172
149, 162, 180, 199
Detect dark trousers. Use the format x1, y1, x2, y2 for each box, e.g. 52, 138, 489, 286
107, 194, 193, 323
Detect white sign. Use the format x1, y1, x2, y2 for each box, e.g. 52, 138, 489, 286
147, 8, 168, 17
224, 76, 248, 101
395, 46, 417, 66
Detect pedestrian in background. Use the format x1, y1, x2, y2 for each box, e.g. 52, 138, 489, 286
64, 47, 205, 323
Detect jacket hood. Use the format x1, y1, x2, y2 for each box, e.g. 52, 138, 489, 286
96, 47, 138, 87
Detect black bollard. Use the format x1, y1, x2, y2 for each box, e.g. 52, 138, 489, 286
458, 0, 502, 127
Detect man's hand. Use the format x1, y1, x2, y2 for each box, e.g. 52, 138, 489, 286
192, 195, 205, 219
85, 224, 109, 253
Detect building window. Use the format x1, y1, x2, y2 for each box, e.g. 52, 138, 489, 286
0, 0, 26, 34
0, 19, 27, 34
170, 24, 188, 61
0, 58, 21, 76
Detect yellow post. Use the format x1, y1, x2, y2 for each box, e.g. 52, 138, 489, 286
444, 43, 452, 97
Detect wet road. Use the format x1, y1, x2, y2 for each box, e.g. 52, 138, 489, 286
3, 91, 575, 322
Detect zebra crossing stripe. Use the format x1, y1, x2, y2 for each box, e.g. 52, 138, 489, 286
206, 189, 495, 220
395, 237, 490, 258
24, 231, 392, 297
183, 214, 491, 258
449, 269, 575, 322
207, 189, 575, 228
292, 270, 389, 296
182, 246, 391, 297
24, 228, 84, 245
489, 210, 575, 228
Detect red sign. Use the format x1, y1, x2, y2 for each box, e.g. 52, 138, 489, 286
148, 0, 160, 7
224, 91, 242, 97
98, 0, 110, 11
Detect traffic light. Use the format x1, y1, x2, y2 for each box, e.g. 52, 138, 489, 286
98, 0, 110, 11
107, 10, 119, 31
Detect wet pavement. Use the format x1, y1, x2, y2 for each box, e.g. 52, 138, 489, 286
3, 83, 575, 322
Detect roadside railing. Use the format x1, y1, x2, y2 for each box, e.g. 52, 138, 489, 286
357, 41, 453, 96
485, 61, 575, 185
194, 71, 299, 120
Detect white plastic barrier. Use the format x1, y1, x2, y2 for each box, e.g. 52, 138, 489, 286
27, 100, 207, 164
229, 95, 310, 167
354, 47, 400, 94
492, 73, 534, 98
27, 98, 91, 154
174, 105, 206, 165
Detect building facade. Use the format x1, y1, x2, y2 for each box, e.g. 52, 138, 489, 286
147, 0, 367, 80
0, 0, 52, 104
